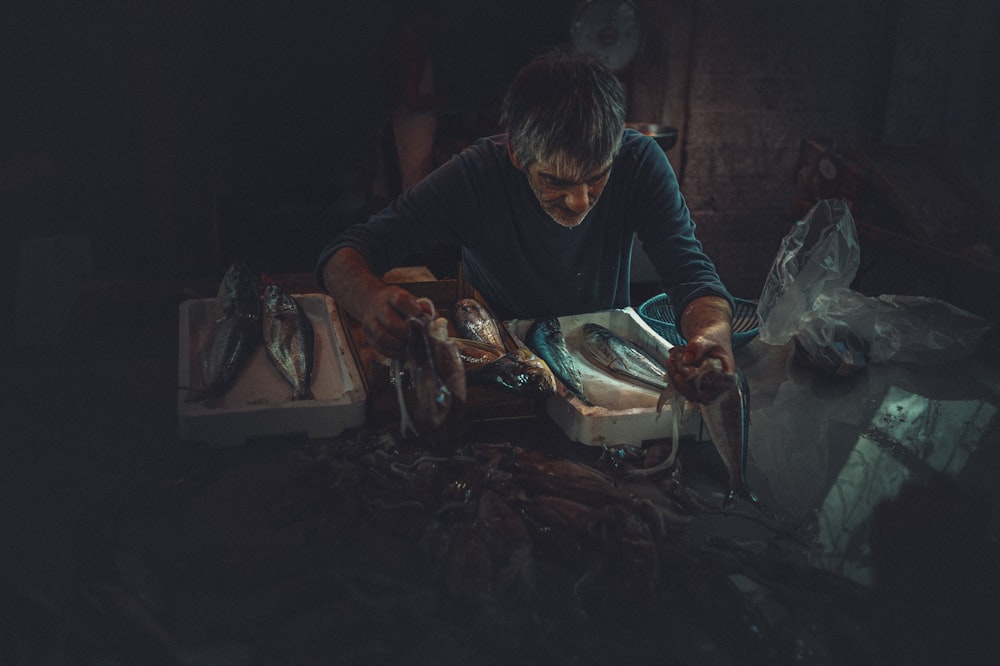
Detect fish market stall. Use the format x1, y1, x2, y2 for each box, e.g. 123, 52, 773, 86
6, 268, 999, 665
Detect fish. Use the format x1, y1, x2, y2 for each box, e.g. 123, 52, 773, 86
579, 323, 683, 464
700, 368, 767, 512
397, 298, 467, 437
466, 348, 557, 398
452, 298, 506, 349
525, 317, 591, 405
262, 281, 315, 400
451, 337, 505, 366
659, 358, 768, 513
198, 261, 261, 403
579, 323, 669, 391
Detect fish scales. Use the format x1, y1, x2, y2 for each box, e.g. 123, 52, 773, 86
199, 261, 261, 401
526, 317, 591, 405
453, 298, 505, 349
698, 369, 757, 508
466, 348, 556, 398
262, 283, 315, 400
657, 355, 767, 512
580, 323, 668, 390
451, 337, 504, 366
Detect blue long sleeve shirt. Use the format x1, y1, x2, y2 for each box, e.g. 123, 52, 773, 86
316, 129, 732, 321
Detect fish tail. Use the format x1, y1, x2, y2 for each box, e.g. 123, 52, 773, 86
291, 389, 315, 401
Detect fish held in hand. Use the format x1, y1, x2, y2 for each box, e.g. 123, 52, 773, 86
453, 298, 506, 349
262, 282, 315, 400
668, 347, 736, 404
699, 369, 768, 512
659, 357, 768, 513
580, 323, 669, 391
398, 299, 467, 436
526, 317, 591, 405
466, 348, 557, 398
198, 261, 261, 403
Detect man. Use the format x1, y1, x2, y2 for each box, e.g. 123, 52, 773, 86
317, 50, 734, 403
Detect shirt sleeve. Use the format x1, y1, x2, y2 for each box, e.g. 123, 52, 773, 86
314, 151, 477, 290
625, 136, 735, 320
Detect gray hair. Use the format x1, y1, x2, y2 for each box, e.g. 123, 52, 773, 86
500, 50, 626, 175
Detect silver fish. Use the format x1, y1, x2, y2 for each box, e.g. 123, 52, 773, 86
525, 317, 590, 405
398, 298, 467, 436
453, 298, 506, 349
466, 348, 557, 398
451, 337, 505, 366
262, 282, 315, 400
579, 323, 669, 391
198, 261, 260, 402
659, 359, 768, 513
699, 368, 766, 511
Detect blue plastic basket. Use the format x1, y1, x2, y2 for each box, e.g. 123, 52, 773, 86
638, 294, 761, 350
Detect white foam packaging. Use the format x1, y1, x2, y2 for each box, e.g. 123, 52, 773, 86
177, 294, 366, 447
507, 307, 695, 447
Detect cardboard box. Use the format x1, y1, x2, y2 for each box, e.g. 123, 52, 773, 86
178, 294, 366, 447
507, 308, 694, 447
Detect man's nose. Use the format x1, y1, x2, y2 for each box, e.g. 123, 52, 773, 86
563, 185, 591, 213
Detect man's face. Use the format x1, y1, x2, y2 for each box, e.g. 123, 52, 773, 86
513, 150, 612, 229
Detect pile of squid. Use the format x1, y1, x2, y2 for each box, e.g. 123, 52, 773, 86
272, 425, 875, 663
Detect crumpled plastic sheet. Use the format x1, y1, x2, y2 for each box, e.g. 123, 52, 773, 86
756, 199, 993, 367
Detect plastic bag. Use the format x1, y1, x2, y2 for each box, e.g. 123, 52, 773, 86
757, 199, 860, 345
757, 199, 992, 371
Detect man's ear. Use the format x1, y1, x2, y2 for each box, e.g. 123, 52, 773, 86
507, 143, 523, 170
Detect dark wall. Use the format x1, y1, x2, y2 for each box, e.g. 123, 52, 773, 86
3, 0, 576, 280
4, 0, 998, 299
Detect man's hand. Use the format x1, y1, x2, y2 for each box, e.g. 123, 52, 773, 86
360, 285, 432, 359
322, 247, 432, 360
665, 296, 735, 404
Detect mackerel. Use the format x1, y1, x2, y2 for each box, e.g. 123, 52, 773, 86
525, 317, 591, 405
198, 261, 261, 403
579, 323, 669, 391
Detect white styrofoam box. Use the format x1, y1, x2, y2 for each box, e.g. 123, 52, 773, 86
178, 293, 366, 447
507, 307, 697, 447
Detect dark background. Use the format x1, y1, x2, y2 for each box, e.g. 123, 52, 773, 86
3, 0, 999, 338
2, 4, 999, 662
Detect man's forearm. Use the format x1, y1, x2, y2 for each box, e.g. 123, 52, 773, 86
679, 295, 733, 343
321, 247, 386, 322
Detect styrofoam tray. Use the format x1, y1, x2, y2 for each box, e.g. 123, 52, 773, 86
508, 307, 696, 447
178, 293, 366, 447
